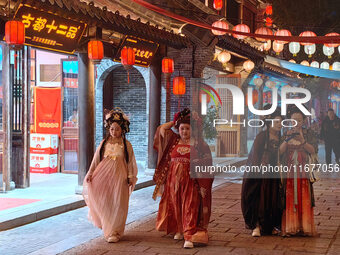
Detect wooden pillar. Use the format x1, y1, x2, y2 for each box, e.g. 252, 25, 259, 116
2, 44, 12, 191
148, 57, 161, 169
77, 53, 95, 189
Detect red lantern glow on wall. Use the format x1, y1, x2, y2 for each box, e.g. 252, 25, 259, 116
5, 20, 25, 47
173, 76, 186, 95
121, 47, 135, 83
213, 0, 223, 11
88, 40, 104, 61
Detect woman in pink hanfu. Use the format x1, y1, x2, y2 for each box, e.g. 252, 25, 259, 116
83, 109, 138, 243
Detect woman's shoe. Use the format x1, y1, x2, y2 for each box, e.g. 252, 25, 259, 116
174, 233, 184, 240
107, 235, 119, 243
183, 240, 194, 248
272, 228, 280, 235
252, 227, 261, 237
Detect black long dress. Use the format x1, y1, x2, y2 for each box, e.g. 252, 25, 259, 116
241, 131, 282, 234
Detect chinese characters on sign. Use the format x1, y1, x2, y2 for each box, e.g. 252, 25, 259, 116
14, 4, 86, 53
115, 36, 159, 67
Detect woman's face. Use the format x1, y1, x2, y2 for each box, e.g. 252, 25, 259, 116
269, 116, 283, 132
110, 122, 122, 138
291, 112, 304, 129
179, 123, 191, 140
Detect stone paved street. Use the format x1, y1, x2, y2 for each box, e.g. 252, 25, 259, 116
60, 178, 340, 255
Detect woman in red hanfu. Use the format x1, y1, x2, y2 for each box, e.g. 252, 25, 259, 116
152, 108, 213, 248
279, 105, 318, 236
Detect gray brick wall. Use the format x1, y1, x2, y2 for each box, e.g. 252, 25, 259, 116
95, 59, 150, 168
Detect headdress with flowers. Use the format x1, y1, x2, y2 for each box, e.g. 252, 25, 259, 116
173, 108, 190, 129
104, 108, 130, 133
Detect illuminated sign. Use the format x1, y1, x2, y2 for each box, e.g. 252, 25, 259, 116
115, 36, 159, 67
14, 4, 86, 54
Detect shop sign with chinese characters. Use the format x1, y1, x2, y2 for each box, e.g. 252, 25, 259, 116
14, 4, 86, 54
115, 36, 159, 67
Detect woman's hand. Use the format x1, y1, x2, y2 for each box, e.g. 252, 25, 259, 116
86, 174, 93, 183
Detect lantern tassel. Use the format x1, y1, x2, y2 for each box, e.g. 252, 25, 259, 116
127, 70, 130, 84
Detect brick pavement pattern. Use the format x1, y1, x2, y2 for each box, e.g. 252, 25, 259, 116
61, 179, 340, 255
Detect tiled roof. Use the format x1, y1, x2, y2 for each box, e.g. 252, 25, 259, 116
217, 35, 266, 64
21, 0, 191, 49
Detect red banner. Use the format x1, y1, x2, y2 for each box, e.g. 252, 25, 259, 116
34, 87, 62, 135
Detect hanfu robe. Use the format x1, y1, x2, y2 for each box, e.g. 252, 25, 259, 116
83, 138, 138, 239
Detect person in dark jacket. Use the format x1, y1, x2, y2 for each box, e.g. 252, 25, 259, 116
320, 108, 340, 165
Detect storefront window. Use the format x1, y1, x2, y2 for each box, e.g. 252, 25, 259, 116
62, 59, 79, 172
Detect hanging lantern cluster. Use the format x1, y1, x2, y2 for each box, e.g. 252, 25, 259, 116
264, 5, 273, 27
173, 76, 186, 95
265, 80, 276, 89
310, 61, 319, 68
253, 77, 263, 88
121, 47, 135, 83
211, 20, 228, 36
243, 60, 255, 72
255, 27, 273, 42
273, 41, 284, 54
162, 57, 174, 77
304, 44, 316, 58
213, 0, 223, 11
88, 40, 104, 61
217, 51, 231, 64
232, 24, 250, 40
5, 20, 25, 49
333, 62, 340, 71
288, 42, 300, 56
275, 29, 291, 44
321, 62, 330, 69
300, 60, 309, 66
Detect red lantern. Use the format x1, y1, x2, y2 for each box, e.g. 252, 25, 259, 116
173, 76, 186, 95
325, 33, 340, 48
246, 90, 258, 106
162, 57, 174, 76
232, 24, 250, 40
265, 5, 273, 15
265, 17, 273, 27
255, 27, 273, 42
121, 47, 135, 83
88, 41, 104, 61
199, 91, 211, 104
5, 20, 25, 47
299, 31, 317, 46
213, 0, 223, 11
211, 20, 228, 36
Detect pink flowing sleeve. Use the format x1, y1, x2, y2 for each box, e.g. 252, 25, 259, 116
126, 140, 138, 195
